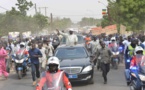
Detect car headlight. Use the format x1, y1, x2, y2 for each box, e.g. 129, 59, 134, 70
15, 59, 24, 63
139, 74, 145, 81
116, 52, 119, 55
112, 52, 115, 55
19, 59, 24, 63
82, 65, 92, 72
15, 60, 19, 63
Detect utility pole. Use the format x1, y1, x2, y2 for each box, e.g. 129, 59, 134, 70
50, 13, 53, 31
39, 7, 41, 14
107, 6, 112, 24
34, 3, 37, 14
44, 7, 48, 16
38, 7, 48, 16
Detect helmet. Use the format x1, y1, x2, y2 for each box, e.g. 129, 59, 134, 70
47, 57, 60, 72
20, 42, 25, 46
47, 56, 60, 67
69, 28, 74, 32
111, 37, 116, 41
135, 46, 144, 55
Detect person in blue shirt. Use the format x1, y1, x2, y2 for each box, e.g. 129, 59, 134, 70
28, 43, 42, 86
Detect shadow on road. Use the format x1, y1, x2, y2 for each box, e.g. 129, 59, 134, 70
71, 82, 91, 87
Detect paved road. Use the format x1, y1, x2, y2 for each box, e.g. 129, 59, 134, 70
0, 64, 129, 90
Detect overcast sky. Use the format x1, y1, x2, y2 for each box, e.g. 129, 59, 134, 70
0, 0, 108, 23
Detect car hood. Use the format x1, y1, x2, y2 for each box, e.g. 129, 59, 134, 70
60, 58, 90, 67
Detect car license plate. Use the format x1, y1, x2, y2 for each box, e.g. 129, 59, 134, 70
68, 75, 78, 79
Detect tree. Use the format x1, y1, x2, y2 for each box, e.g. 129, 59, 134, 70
118, 0, 145, 31
0, 8, 39, 35
33, 14, 48, 30
15, 0, 33, 16
105, 0, 145, 31
79, 17, 102, 27
101, 15, 110, 28
101, 0, 120, 29
53, 18, 72, 30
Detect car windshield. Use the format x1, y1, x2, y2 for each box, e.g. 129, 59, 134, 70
55, 47, 88, 59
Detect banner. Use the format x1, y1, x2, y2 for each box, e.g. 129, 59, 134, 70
8, 32, 20, 39
22, 31, 31, 38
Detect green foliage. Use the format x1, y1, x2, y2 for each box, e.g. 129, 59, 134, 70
103, 0, 145, 31
119, 0, 145, 31
53, 18, 72, 30
33, 14, 49, 29
0, 0, 72, 35
16, 0, 33, 16
79, 17, 101, 27
0, 10, 48, 35
101, 15, 110, 28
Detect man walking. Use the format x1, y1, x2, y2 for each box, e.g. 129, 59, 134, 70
97, 42, 111, 84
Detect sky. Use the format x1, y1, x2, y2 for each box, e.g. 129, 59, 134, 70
0, 0, 108, 23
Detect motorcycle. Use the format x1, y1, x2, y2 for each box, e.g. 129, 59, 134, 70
130, 56, 145, 90
12, 53, 29, 79
111, 46, 120, 69
124, 58, 132, 86
118, 45, 124, 63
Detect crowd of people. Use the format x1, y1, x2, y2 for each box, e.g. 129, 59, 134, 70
0, 29, 145, 89
0, 29, 79, 90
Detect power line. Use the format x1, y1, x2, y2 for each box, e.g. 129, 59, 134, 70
27, 6, 35, 11
0, 6, 9, 10
38, 7, 48, 16
53, 14, 102, 16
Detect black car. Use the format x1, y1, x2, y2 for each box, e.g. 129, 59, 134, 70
54, 44, 94, 84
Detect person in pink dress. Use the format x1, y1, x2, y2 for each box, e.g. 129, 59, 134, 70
0, 42, 9, 79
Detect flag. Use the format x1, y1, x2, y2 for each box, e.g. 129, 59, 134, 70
102, 9, 107, 15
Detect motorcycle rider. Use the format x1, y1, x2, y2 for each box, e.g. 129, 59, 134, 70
130, 46, 145, 68
15, 42, 29, 74
122, 36, 131, 60
130, 46, 145, 90
36, 56, 72, 90
108, 37, 118, 48
109, 37, 120, 65
16, 42, 29, 56
125, 39, 137, 69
